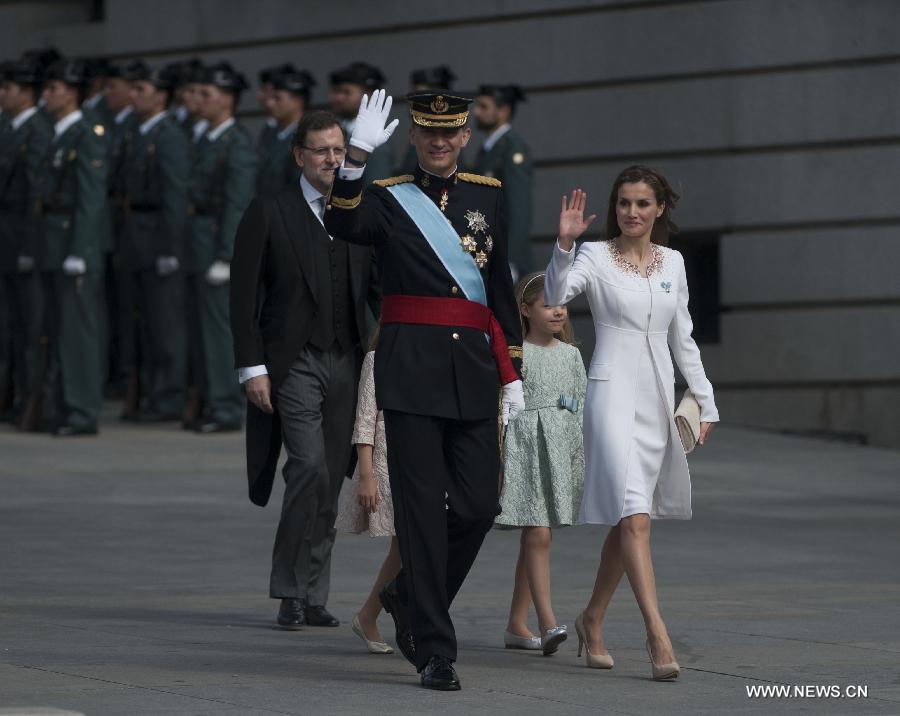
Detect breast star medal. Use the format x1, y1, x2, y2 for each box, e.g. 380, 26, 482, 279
484, 235, 493, 252
460, 235, 477, 253
475, 251, 488, 269
464, 209, 488, 235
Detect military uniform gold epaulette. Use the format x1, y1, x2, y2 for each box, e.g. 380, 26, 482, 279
373, 174, 414, 188
457, 172, 501, 188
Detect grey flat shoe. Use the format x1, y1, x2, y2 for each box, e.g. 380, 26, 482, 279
504, 630, 542, 650
541, 625, 568, 655
351, 614, 394, 654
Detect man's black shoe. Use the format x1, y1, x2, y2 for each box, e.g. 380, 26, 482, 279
305, 605, 340, 627
53, 424, 98, 437
420, 655, 461, 691
195, 420, 242, 434
379, 580, 416, 666
276, 598, 305, 630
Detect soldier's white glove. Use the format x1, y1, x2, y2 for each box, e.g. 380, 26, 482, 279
348, 89, 400, 153
17, 255, 35, 273
205, 260, 230, 286
156, 255, 180, 277
501, 379, 525, 426
62, 256, 87, 276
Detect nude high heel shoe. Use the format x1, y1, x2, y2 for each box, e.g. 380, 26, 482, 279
646, 639, 680, 681
574, 612, 614, 669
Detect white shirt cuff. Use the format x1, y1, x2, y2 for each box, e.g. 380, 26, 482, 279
338, 163, 365, 180
238, 365, 268, 384
556, 238, 576, 254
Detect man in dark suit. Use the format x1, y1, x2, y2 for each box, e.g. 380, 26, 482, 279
324, 90, 525, 690
230, 110, 380, 630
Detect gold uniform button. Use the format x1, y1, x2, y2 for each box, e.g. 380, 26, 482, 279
451, 332, 460, 340
451, 286, 459, 294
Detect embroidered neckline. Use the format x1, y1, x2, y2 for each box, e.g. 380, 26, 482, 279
607, 240, 663, 277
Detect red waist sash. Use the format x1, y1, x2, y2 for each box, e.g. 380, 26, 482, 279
381, 295, 518, 385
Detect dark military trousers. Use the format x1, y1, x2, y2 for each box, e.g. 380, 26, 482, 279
0, 271, 43, 418
132, 267, 186, 415
189, 273, 243, 424
39, 271, 105, 429
383, 410, 499, 671
271, 345, 358, 602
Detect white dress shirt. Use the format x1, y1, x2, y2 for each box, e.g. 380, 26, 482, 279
138, 110, 168, 135
53, 110, 83, 140
191, 118, 210, 143
482, 123, 511, 152
11, 106, 38, 131
237, 174, 330, 384
206, 117, 235, 142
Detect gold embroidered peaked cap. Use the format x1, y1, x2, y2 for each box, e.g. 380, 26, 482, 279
407, 91, 473, 128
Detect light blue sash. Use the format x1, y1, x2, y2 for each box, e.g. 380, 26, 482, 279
386, 182, 487, 306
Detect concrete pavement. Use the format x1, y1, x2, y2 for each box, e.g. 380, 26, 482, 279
1, 413, 898, 715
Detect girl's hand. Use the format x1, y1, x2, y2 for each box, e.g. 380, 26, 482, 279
357, 472, 380, 513
558, 189, 597, 251
698, 422, 716, 446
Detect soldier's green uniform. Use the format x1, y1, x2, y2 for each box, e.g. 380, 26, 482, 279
255, 67, 312, 198
255, 118, 296, 197
107, 103, 141, 399
118, 102, 190, 418
471, 85, 535, 275
35, 87, 108, 433
0, 63, 52, 421
186, 71, 257, 428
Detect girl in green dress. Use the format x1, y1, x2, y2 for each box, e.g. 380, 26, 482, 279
498, 273, 587, 655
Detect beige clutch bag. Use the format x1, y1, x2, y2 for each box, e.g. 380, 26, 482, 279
674, 389, 701, 453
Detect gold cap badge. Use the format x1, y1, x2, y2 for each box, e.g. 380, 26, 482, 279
430, 95, 449, 114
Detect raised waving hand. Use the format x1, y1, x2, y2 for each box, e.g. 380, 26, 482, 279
558, 189, 597, 251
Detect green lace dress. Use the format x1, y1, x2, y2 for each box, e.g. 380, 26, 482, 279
497, 340, 587, 528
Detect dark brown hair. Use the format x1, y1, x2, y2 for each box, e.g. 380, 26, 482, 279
605, 165, 680, 246
515, 272, 575, 345
291, 109, 346, 151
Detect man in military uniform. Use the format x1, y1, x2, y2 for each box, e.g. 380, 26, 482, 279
116, 62, 190, 422
328, 62, 393, 183
255, 65, 312, 197
81, 58, 112, 125
105, 61, 142, 413
185, 62, 256, 432
167, 58, 205, 139
35, 59, 108, 435
471, 85, 534, 277
396, 65, 456, 174
0, 59, 52, 424
325, 90, 525, 690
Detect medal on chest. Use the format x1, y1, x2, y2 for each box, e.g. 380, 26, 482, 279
459, 209, 494, 268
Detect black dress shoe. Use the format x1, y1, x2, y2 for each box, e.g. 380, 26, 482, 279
421, 655, 460, 691
379, 580, 416, 666
276, 598, 305, 630
305, 605, 340, 627
53, 424, 98, 437
195, 420, 242, 434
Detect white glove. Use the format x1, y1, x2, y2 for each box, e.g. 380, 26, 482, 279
156, 255, 180, 277
348, 89, 400, 153
17, 255, 35, 273
501, 379, 525, 426
62, 255, 87, 276
205, 260, 230, 286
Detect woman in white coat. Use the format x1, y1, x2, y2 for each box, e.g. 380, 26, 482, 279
544, 166, 719, 680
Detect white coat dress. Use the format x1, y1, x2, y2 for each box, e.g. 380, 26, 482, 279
544, 239, 719, 525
